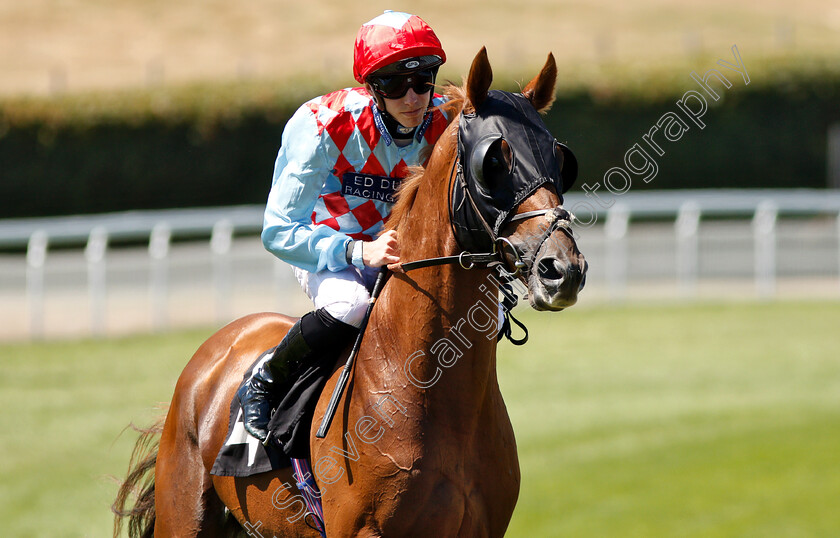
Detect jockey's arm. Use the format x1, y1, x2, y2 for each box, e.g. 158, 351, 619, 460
262, 104, 369, 273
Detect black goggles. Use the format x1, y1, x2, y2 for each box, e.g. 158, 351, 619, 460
368, 69, 437, 99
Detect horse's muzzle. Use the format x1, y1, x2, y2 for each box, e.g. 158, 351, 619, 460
528, 242, 587, 311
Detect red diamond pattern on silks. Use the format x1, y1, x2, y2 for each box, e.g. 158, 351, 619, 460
347, 232, 374, 241
307, 103, 326, 136
332, 153, 354, 183
359, 152, 387, 177
423, 108, 449, 148
304, 88, 449, 242
321, 89, 348, 113
351, 200, 386, 232
315, 216, 340, 231
320, 192, 350, 218
355, 105, 378, 151
325, 113, 354, 153
391, 159, 409, 179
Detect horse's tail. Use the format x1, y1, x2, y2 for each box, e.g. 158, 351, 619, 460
112, 407, 168, 538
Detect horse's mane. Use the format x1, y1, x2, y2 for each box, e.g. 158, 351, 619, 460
385, 82, 468, 233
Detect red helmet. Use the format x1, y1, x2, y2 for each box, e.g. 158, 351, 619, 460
353, 11, 446, 83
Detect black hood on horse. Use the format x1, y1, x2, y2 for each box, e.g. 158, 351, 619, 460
451, 89, 578, 253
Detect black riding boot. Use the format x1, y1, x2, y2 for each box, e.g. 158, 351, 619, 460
236, 309, 356, 443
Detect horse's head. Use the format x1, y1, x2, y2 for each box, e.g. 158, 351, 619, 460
448, 47, 587, 310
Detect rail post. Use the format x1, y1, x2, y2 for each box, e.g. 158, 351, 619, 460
605, 204, 630, 301
149, 222, 171, 331
675, 202, 701, 297
26, 231, 48, 339
85, 226, 109, 335
211, 219, 234, 325
752, 201, 778, 299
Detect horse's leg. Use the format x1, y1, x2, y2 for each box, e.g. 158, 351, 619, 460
154, 395, 230, 537
212, 471, 321, 537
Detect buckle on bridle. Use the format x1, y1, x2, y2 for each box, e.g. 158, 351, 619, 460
494, 237, 526, 278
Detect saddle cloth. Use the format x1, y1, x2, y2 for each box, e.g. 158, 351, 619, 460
210, 347, 337, 477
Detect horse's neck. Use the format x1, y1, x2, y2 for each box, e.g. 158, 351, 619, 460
372, 166, 500, 413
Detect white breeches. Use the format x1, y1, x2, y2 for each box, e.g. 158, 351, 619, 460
294, 266, 380, 328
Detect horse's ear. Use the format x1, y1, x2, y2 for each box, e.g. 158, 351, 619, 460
522, 53, 557, 113
467, 47, 493, 111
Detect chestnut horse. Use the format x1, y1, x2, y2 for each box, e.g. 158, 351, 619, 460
114, 48, 586, 537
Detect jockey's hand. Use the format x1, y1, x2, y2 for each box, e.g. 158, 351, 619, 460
363, 230, 401, 268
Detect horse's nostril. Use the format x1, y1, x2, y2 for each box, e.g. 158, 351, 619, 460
537, 258, 564, 281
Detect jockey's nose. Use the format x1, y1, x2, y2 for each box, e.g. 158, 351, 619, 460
403, 87, 422, 103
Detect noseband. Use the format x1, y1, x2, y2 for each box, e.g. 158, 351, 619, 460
501, 204, 576, 279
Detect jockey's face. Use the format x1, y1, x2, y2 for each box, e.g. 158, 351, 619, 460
382, 88, 431, 128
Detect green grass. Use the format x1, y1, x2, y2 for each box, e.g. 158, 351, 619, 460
1, 301, 839, 536
0, 329, 210, 537
502, 301, 840, 537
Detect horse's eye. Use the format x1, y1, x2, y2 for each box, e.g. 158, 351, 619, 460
469, 135, 504, 188
554, 141, 578, 193
478, 138, 511, 189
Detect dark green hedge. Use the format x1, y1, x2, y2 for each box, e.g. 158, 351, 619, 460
1, 115, 283, 217
547, 75, 840, 193
1, 69, 838, 218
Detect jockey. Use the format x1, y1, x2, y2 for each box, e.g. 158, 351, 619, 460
237, 11, 449, 443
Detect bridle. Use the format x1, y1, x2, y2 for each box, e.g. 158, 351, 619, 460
396, 154, 575, 345
400, 153, 575, 281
